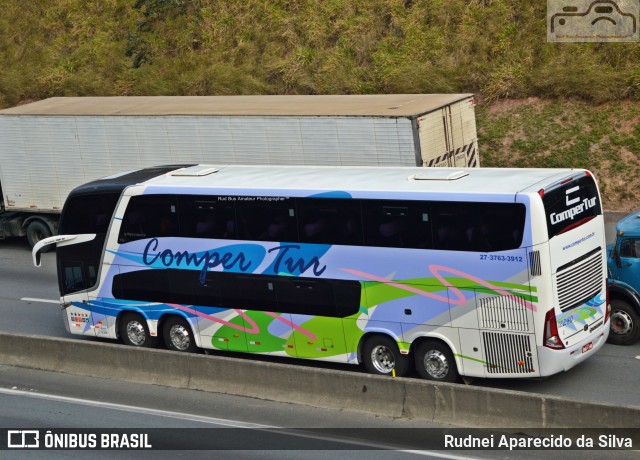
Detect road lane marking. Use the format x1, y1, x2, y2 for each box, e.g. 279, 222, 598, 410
20, 297, 59, 304
0, 386, 271, 428
0, 387, 479, 458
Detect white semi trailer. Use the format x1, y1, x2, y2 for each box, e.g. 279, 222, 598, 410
0, 94, 479, 247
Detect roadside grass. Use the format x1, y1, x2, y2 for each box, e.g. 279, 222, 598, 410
3, 1, 640, 105
477, 99, 640, 212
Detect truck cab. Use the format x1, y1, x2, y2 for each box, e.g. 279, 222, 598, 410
607, 211, 640, 345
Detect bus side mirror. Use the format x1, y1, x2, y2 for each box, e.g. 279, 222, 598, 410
32, 235, 61, 267
32, 234, 97, 267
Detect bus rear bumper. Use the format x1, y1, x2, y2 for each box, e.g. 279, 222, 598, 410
537, 321, 609, 377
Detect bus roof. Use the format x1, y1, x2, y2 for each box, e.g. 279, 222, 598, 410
0, 94, 473, 117
127, 164, 581, 199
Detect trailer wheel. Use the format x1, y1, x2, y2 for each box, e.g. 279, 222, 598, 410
26, 220, 52, 252
415, 341, 460, 383
362, 335, 409, 377
120, 313, 157, 348
608, 299, 640, 346
163, 316, 197, 352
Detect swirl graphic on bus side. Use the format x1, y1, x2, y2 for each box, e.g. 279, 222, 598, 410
168, 303, 318, 340
340, 265, 537, 312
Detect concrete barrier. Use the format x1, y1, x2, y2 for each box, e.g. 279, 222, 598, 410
0, 332, 638, 428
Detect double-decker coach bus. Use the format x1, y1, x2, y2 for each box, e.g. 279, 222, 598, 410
33, 164, 609, 382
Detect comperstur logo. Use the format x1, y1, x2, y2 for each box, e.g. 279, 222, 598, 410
550, 187, 598, 225
566, 185, 580, 206
7, 430, 39, 448
548, 0, 639, 42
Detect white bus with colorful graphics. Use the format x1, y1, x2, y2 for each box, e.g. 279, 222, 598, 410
33, 164, 609, 382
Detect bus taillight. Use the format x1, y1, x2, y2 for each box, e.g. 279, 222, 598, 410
605, 287, 611, 324
543, 308, 565, 350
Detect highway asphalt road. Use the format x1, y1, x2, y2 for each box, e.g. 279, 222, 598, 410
0, 365, 637, 460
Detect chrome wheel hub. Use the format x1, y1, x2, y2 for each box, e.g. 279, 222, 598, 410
169, 325, 191, 351
371, 344, 395, 374
126, 321, 146, 346
424, 350, 449, 379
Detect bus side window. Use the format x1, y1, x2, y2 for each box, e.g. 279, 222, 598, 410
179, 197, 236, 240
473, 203, 526, 251
466, 215, 496, 252
119, 195, 178, 243
362, 201, 431, 249
298, 199, 363, 246
112, 269, 173, 303
62, 262, 87, 293
222, 274, 279, 311
275, 278, 336, 316
332, 280, 361, 318
236, 201, 297, 243
434, 202, 526, 252
431, 203, 471, 251
274, 276, 360, 318
170, 269, 223, 307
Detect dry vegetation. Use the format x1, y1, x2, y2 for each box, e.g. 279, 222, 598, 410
477, 98, 640, 211
1, 0, 639, 209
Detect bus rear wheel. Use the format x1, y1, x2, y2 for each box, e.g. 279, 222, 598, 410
608, 299, 640, 346
362, 335, 409, 377
120, 313, 156, 348
415, 341, 460, 383
163, 317, 197, 352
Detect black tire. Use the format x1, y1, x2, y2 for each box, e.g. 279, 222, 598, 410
26, 220, 52, 252
163, 316, 197, 352
119, 313, 157, 348
362, 335, 409, 377
414, 340, 460, 383
608, 299, 640, 346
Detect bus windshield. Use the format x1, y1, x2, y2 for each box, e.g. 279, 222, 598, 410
56, 192, 120, 295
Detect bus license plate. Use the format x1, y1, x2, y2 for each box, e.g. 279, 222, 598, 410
582, 342, 593, 353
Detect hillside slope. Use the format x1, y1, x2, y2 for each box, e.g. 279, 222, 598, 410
478, 98, 639, 212
1, 1, 639, 210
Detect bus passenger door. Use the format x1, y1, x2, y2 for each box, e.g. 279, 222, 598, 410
59, 259, 100, 336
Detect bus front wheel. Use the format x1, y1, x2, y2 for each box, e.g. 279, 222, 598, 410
415, 341, 460, 383
163, 317, 197, 352
120, 313, 157, 348
608, 299, 640, 346
362, 335, 409, 377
